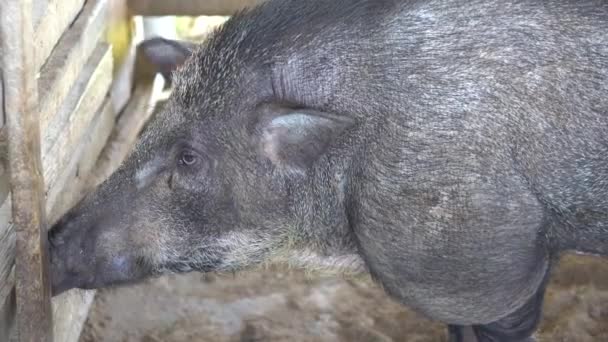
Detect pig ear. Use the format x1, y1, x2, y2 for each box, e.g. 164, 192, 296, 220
258, 108, 355, 170
138, 37, 196, 81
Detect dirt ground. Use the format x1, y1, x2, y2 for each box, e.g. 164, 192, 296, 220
80, 254, 607, 342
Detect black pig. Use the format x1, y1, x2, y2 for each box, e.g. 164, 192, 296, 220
49, 0, 608, 341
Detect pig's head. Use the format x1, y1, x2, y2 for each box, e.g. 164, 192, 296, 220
49, 12, 363, 296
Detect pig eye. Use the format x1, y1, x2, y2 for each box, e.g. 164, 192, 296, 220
179, 151, 198, 166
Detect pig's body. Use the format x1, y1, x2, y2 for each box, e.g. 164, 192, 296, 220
49, 0, 608, 341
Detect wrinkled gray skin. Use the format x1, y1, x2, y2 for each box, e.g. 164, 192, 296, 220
49, 0, 608, 341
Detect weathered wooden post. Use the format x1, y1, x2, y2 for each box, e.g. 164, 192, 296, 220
0, 0, 54, 341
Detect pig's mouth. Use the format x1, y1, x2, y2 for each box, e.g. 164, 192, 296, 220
50, 255, 152, 296
49, 233, 153, 296
50, 264, 96, 296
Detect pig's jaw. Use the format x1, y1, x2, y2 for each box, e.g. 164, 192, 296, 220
159, 229, 369, 278
153, 230, 280, 274
272, 248, 368, 277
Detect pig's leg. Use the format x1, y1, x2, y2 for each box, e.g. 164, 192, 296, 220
447, 274, 547, 342
475, 266, 549, 342
448, 325, 536, 342
447, 325, 478, 342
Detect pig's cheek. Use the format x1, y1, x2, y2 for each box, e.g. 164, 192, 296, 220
96, 230, 127, 255
133, 222, 185, 268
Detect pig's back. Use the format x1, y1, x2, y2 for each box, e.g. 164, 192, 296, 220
352, 0, 608, 237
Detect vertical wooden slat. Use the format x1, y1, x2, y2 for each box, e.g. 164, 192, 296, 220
107, 0, 137, 115
0, 0, 53, 341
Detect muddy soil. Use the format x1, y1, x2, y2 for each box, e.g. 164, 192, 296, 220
80, 254, 607, 342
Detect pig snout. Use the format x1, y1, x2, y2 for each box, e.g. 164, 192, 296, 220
48, 213, 144, 296
48, 216, 96, 296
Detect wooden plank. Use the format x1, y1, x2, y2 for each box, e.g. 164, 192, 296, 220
42, 43, 113, 193
32, 0, 49, 28
92, 81, 158, 183
0, 0, 53, 341
0, 130, 9, 207
128, 0, 265, 16
74, 103, 119, 194
38, 0, 109, 137
0, 197, 14, 306
0, 129, 14, 307
0, 270, 15, 341
0, 80, 3, 129
46, 100, 115, 222
52, 291, 95, 342
0, 126, 12, 342
33, 0, 86, 72
107, 0, 135, 72
107, 0, 136, 114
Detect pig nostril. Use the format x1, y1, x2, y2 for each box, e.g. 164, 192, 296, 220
48, 226, 66, 248
48, 230, 57, 246
48, 211, 81, 248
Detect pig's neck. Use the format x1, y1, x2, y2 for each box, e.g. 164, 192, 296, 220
280, 161, 368, 277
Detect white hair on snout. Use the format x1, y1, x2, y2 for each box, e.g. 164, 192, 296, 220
135, 157, 164, 190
